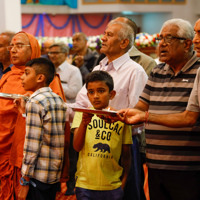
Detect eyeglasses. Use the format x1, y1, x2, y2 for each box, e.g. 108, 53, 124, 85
7, 44, 31, 51
155, 35, 186, 44
48, 52, 64, 55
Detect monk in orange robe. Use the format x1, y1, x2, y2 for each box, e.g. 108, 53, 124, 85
0, 32, 69, 200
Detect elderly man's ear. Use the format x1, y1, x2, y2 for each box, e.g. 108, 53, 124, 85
184, 39, 193, 51
120, 39, 129, 50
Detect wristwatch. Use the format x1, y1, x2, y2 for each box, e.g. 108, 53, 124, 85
20, 177, 30, 186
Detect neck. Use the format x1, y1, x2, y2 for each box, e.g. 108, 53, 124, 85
77, 47, 87, 56
55, 60, 65, 68
107, 51, 126, 63
169, 52, 193, 75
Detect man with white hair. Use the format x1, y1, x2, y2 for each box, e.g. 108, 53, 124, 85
117, 18, 200, 200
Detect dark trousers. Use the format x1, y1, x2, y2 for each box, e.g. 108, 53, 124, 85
123, 135, 142, 200
66, 132, 78, 191
27, 178, 59, 200
148, 168, 200, 200
75, 187, 124, 200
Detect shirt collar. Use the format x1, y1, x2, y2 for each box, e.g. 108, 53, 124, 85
163, 52, 199, 74
30, 87, 52, 99
56, 60, 68, 72
99, 52, 130, 71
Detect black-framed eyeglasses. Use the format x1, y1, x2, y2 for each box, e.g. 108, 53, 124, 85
48, 52, 64, 55
155, 35, 187, 44
7, 44, 30, 51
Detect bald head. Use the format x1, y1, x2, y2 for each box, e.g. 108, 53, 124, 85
72, 32, 88, 54
43, 39, 55, 54
73, 32, 87, 41
0, 31, 15, 69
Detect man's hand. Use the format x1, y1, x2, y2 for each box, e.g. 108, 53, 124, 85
97, 107, 120, 123
117, 108, 146, 125
74, 55, 84, 68
18, 185, 29, 200
14, 97, 26, 114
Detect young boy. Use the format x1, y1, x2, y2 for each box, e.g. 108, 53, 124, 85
15, 58, 67, 200
72, 70, 132, 200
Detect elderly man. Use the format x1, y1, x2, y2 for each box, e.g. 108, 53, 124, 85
49, 42, 82, 196
67, 20, 148, 197
115, 17, 157, 76
72, 32, 98, 83
70, 21, 147, 111
49, 43, 82, 103
114, 16, 157, 200
0, 31, 67, 200
0, 31, 15, 78
117, 18, 200, 200
41, 38, 54, 59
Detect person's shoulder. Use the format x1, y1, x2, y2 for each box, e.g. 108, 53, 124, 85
149, 62, 166, 76
126, 58, 147, 73
137, 51, 155, 63
85, 48, 98, 59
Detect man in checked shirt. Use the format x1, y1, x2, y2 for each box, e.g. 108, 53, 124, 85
14, 58, 67, 200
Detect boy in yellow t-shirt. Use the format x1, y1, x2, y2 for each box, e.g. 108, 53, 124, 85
72, 70, 132, 200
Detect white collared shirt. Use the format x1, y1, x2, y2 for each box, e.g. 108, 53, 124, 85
67, 52, 148, 121
56, 60, 82, 103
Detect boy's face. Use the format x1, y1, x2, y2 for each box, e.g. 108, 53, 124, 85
87, 81, 115, 110
21, 66, 39, 92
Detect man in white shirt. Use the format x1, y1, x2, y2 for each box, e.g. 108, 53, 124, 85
66, 20, 148, 197
68, 21, 147, 116
48, 43, 82, 103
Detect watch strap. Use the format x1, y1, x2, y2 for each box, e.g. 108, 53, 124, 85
20, 177, 30, 186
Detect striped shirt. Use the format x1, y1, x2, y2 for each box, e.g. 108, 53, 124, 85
21, 87, 67, 183
140, 53, 200, 171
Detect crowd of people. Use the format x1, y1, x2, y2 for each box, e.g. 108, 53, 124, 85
0, 16, 200, 200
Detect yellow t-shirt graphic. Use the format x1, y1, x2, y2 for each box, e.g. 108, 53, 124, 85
71, 111, 133, 191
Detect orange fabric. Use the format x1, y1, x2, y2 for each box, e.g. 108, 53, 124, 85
50, 73, 66, 102
143, 163, 150, 200
0, 31, 69, 199
0, 32, 40, 199
0, 159, 14, 200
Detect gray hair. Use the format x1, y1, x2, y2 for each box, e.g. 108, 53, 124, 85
160, 18, 194, 51
108, 20, 134, 51
49, 43, 69, 54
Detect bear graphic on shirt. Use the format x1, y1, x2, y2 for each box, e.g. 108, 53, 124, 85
93, 143, 110, 153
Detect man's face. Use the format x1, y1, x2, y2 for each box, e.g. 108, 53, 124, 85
48, 46, 66, 67
193, 19, 200, 57
158, 24, 186, 65
72, 34, 87, 53
10, 33, 32, 66
0, 34, 10, 64
100, 24, 123, 60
